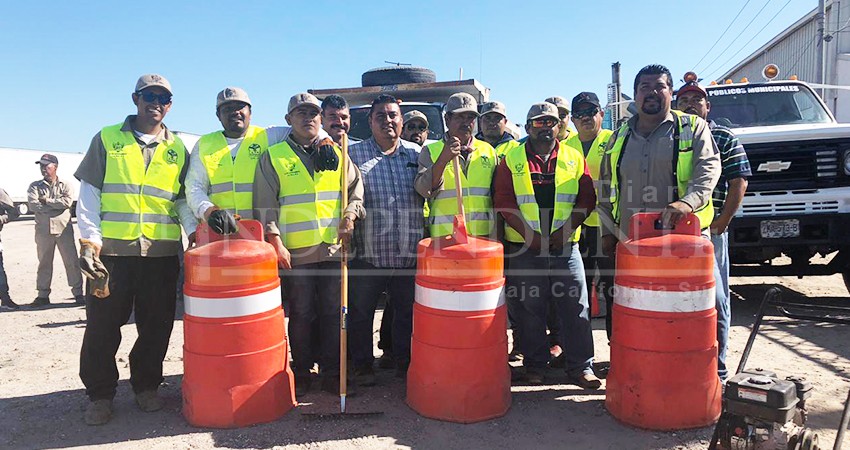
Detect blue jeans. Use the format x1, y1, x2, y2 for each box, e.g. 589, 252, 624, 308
348, 259, 415, 368
507, 243, 594, 375
710, 231, 731, 380
0, 250, 10, 300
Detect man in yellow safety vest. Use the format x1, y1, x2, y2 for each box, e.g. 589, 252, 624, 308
414, 93, 497, 238
74, 74, 196, 425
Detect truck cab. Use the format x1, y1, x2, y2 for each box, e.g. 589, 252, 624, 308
704, 77, 850, 291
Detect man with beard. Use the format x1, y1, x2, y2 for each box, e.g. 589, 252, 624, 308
322, 95, 358, 146
75, 74, 196, 425
597, 64, 721, 373
415, 93, 497, 238
187, 87, 335, 228
564, 92, 616, 340
401, 110, 429, 146
348, 94, 424, 384
253, 93, 364, 397
493, 102, 600, 388
476, 101, 515, 158
676, 77, 750, 381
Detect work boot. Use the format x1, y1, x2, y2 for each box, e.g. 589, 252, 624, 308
376, 353, 395, 370
0, 297, 20, 310
395, 359, 410, 379
135, 390, 164, 412
31, 297, 50, 307
569, 372, 602, 390
525, 367, 546, 385
549, 353, 565, 369
321, 374, 356, 397
84, 399, 113, 426
354, 365, 376, 387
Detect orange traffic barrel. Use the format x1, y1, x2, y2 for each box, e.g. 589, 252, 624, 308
182, 220, 296, 428
605, 213, 721, 430
406, 235, 510, 423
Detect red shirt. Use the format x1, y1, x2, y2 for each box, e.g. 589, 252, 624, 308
494, 142, 596, 233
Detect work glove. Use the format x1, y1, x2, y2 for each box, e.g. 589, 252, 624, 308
79, 239, 110, 298
313, 137, 339, 172
207, 208, 238, 235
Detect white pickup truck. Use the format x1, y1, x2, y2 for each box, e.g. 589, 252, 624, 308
704, 79, 850, 292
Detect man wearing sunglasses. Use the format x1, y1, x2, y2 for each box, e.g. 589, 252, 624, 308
74, 74, 196, 425
401, 110, 429, 146
187, 87, 335, 235
563, 92, 616, 341
476, 101, 515, 158
415, 93, 497, 238
493, 102, 600, 389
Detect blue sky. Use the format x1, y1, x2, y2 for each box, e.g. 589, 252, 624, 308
0, 0, 814, 153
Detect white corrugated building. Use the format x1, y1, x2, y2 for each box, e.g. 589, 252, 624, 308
719, 0, 850, 122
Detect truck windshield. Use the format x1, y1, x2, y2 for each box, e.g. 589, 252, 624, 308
349, 104, 444, 142
705, 83, 832, 127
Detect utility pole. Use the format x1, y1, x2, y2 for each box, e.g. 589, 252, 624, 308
816, 0, 826, 97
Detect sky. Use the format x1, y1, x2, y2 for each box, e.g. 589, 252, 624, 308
0, 0, 816, 154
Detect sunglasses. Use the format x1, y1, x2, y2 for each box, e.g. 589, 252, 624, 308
405, 124, 428, 131
573, 107, 600, 119
530, 117, 557, 128
136, 91, 172, 105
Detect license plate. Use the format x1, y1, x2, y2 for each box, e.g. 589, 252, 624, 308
760, 219, 800, 239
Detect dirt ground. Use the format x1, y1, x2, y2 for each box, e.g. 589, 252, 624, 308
0, 218, 847, 450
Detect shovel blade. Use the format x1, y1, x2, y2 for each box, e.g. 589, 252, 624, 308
451, 214, 469, 244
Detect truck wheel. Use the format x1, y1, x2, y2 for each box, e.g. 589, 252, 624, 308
362, 67, 436, 87
15, 203, 28, 216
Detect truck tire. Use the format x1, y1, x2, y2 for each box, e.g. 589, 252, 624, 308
362, 67, 436, 87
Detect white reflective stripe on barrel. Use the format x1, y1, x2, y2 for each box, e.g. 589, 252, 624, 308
184, 286, 281, 318
415, 284, 505, 312
614, 284, 715, 313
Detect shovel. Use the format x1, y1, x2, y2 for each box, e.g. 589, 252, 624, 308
450, 155, 469, 244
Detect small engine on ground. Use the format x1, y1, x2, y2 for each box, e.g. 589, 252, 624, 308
717, 368, 819, 450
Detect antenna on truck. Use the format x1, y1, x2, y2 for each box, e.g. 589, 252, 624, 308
384, 61, 411, 67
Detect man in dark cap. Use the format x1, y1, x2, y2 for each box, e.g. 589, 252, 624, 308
27, 153, 84, 306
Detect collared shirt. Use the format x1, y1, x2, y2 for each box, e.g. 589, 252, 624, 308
27, 177, 74, 235
709, 121, 751, 218
493, 142, 596, 242
74, 115, 195, 257
598, 112, 720, 238
349, 137, 424, 269
413, 137, 494, 199
253, 135, 365, 267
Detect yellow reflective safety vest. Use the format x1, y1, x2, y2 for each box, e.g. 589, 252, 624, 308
606, 110, 714, 229
99, 123, 186, 241
426, 138, 496, 237
268, 141, 342, 250
564, 129, 613, 227
494, 139, 518, 161
198, 125, 268, 217
503, 141, 585, 243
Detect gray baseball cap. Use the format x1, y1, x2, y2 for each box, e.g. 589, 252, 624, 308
480, 101, 507, 117
445, 93, 479, 115
403, 110, 429, 126
544, 96, 570, 114
135, 73, 172, 95
216, 87, 252, 109
288, 92, 321, 114
527, 102, 559, 121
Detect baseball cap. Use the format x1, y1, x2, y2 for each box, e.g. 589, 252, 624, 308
287, 92, 322, 114
677, 81, 708, 99
216, 87, 252, 109
35, 153, 59, 165
403, 110, 429, 126
480, 101, 507, 117
445, 93, 479, 115
527, 102, 559, 121
571, 92, 601, 111
544, 96, 570, 114
135, 73, 172, 95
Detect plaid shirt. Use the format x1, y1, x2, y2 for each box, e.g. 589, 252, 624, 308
709, 121, 752, 218
349, 137, 424, 268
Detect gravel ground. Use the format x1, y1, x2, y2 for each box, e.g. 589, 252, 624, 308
0, 219, 847, 449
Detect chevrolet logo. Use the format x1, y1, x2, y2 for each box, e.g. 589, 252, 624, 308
757, 161, 791, 173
